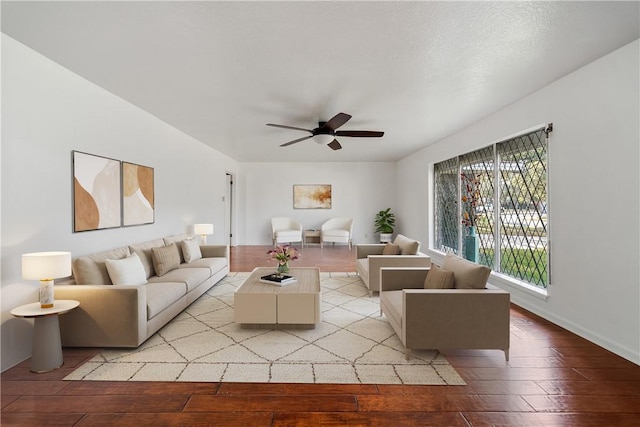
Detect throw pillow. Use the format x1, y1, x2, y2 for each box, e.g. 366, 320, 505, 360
104, 253, 148, 286
382, 243, 400, 255
423, 264, 455, 289
181, 238, 203, 263
442, 254, 491, 289
151, 243, 181, 277
393, 234, 421, 255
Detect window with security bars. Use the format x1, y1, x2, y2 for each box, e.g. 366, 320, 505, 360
433, 125, 550, 288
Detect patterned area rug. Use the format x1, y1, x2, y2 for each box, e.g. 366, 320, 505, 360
65, 273, 465, 385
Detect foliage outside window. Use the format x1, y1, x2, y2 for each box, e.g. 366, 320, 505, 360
434, 126, 550, 288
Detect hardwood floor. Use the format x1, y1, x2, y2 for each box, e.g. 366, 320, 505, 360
2, 245, 639, 426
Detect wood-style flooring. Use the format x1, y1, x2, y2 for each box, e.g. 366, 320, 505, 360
2, 245, 640, 426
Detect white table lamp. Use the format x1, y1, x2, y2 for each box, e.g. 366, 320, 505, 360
22, 252, 72, 308
194, 223, 214, 244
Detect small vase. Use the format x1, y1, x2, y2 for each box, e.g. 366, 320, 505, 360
277, 262, 290, 275
464, 226, 479, 263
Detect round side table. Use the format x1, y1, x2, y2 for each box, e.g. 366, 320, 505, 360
11, 299, 80, 373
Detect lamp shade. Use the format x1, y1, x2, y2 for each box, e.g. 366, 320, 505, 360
194, 223, 214, 235
22, 252, 72, 280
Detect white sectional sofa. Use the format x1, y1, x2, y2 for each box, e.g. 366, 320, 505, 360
55, 234, 228, 348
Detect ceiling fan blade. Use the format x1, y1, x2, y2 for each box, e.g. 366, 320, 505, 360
280, 135, 314, 147
323, 113, 352, 132
335, 130, 385, 138
267, 123, 313, 133
327, 139, 342, 150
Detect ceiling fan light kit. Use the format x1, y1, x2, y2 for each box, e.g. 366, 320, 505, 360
267, 112, 384, 151
314, 134, 335, 145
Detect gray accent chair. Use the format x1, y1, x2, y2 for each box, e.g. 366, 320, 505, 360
380, 254, 510, 360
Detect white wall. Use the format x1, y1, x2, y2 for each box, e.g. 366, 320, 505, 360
398, 40, 640, 364
237, 162, 397, 245
1, 36, 239, 370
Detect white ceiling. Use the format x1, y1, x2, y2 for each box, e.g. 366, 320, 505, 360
2, 1, 639, 162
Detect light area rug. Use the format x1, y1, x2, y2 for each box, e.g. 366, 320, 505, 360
65, 272, 465, 385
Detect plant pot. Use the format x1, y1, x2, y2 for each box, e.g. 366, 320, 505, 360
379, 233, 393, 243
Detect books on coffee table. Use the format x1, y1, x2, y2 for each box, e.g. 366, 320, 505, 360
260, 273, 297, 286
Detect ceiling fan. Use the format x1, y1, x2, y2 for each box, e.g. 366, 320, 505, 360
266, 112, 384, 150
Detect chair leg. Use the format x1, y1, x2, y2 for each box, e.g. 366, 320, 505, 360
504, 349, 509, 361
405, 348, 411, 360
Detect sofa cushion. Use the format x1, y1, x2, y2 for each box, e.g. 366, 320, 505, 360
151, 243, 181, 277
148, 266, 210, 292
356, 258, 369, 281
382, 243, 400, 255
146, 282, 187, 320
442, 254, 491, 289
73, 246, 130, 286
381, 290, 403, 328
163, 234, 189, 263
181, 238, 202, 263
393, 234, 420, 255
105, 253, 148, 286
179, 257, 227, 276
129, 238, 165, 279
323, 229, 350, 238
275, 230, 301, 240
423, 264, 455, 289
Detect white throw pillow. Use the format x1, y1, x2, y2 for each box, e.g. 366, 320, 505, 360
181, 238, 203, 263
105, 253, 148, 286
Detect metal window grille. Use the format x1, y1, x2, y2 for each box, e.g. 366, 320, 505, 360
434, 158, 459, 253
433, 125, 550, 288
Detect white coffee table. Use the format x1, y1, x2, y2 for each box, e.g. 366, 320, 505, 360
11, 299, 79, 373
234, 267, 321, 328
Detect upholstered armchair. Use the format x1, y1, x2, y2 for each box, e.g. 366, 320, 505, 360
356, 234, 431, 296
379, 254, 510, 360
271, 217, 303, 247
320, 217, 354, 249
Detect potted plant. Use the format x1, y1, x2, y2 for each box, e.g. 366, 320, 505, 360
374, 208, 396, 243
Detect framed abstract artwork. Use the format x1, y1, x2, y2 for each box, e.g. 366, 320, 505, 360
293, 184, 332, 209
122, 161, 155, 226
72, 151, 121, 232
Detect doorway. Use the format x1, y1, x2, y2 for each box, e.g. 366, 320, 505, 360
225, 172, 234, 247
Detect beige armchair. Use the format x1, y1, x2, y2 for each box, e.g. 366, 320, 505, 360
379, 254, 510, 360
321, 217, 353, 249
356, 234, 431, 296
271, 217, 303, 247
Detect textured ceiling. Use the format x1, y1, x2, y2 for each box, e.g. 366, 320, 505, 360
2, 1, 639, 162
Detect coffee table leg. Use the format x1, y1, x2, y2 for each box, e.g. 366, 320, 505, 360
31, 314, 64, 373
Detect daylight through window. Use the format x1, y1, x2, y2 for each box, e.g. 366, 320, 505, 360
434, 125, 551, 288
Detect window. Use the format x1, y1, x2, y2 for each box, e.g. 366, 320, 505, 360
434, 125, 551, 288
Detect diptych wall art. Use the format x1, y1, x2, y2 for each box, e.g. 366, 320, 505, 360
73, 151, 122, 232
72, 151, 155, 232
293, 184, 332, 209
122, 162, 155, 226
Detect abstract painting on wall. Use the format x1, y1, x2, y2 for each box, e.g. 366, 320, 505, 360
122, 161, 155, 226
293, 184, 332, 209
73, 151, 121, 232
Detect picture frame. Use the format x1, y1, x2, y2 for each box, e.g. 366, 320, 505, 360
122, 161, 155, 226
293, 184, 332, 209
72, 151, 122, 232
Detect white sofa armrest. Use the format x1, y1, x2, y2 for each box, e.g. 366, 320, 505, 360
379, 267, 430, 291
55, 284, 147, 348
200, 245, 229, 260
356, 244, 386, 259
365, 254, 431, 294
